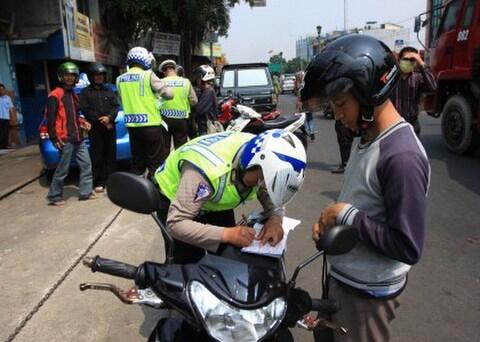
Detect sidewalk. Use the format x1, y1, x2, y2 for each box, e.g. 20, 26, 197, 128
0, 145, 43, 199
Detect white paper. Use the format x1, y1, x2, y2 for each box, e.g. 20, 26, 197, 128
241, 216, 301, 258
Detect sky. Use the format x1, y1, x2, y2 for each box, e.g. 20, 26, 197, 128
218, 0, 429, 63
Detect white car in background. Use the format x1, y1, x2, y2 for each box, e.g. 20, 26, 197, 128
281, 75, 295, 94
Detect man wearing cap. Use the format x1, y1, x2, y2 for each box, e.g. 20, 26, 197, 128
158, 59, 197, 157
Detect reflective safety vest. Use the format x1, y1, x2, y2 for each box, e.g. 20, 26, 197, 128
116, 67, 162, 127
155, 131, 258, 211
159, 76, 192, 119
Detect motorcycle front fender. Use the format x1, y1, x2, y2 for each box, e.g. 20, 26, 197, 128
148, 318, 212, 342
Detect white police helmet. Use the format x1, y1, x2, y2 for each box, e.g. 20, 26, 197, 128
240, 130, 307, 207
126, 47, 153, 70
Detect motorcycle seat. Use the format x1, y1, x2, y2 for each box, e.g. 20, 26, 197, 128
263, 114, 299, 129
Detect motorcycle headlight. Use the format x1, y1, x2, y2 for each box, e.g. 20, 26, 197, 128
189, 281, 286, 342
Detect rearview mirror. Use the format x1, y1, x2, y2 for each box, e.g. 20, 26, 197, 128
414, 16, 421, 33
316, 225, 358, 255
107, 172, 160, 214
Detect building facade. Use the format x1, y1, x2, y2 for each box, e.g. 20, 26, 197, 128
0, 0, 125, 143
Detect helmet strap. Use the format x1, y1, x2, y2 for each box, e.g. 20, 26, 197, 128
357, 105, 375, 139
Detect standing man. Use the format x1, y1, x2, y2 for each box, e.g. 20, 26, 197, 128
158, 59, 197, 157
79, 62, 119, 193
117, 47, 173, 178
302, 35, 430, 341
46, 62, 95, 206
0, 84, 16, 149
390, 46, 436, 135
193, 65, 218, 136
331, 120, 354, 174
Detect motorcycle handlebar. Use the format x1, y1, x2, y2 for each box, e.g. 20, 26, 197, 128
83, 256, 138, 280
310, 298, 339, 315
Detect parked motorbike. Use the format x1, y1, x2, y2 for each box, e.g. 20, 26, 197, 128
80, 173, 357, 341
218, 96, 280, 127
218, 99, 308, 149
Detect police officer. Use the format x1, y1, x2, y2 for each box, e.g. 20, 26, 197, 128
158, 59, 197, 157
116, 47, 173, 178
154, 130, 307, 264
79, 63, 119, 192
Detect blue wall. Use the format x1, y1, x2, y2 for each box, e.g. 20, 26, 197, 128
11, 31, 66, 141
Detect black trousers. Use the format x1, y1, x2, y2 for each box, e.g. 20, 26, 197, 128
163, 117, 189, 158
0, 119, 9, 149
127, 126, 165, 178
88, 124, 116, 187
334, 120, 354, 166
187, 115, 197, 139
157, 199, 236, 265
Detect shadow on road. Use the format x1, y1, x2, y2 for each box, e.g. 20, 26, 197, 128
307, 160, 337, 172
420, 133, 480, 196
319, 190, 341, 201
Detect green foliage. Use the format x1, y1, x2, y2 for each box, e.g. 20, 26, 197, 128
268, 54, 306, 74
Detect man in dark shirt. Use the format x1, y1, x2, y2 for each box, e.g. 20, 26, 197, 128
46, 62, 95, 206
390, 46, 437, 135
79, 63, 119, 192
193, 65, 218, 136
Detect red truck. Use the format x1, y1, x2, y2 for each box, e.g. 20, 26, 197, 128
416, 0, 480, 154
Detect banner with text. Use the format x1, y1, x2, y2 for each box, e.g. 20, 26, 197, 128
152, 32, 181, 56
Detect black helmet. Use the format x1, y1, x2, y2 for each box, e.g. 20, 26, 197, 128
176, 65, 184, 77
87, 62, 107, 84
301, 34, 399, 121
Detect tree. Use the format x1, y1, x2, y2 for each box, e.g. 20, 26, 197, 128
284, 57, 307, 73
269, 53, 286, 66
100, 0, 254, 74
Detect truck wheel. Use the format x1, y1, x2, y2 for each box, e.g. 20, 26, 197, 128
441, 95, 478, 155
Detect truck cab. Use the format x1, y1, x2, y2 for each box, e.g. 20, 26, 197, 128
419, 0, 480, 154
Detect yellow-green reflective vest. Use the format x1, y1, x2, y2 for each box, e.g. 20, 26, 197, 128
155, 131, 258, 211
117, 67, 162, 127
159, 76, 192, 119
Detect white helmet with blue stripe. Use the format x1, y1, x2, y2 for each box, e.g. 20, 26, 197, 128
240, 130, 307, 207
126, 46, 153, 70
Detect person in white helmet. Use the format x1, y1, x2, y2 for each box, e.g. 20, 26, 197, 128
158, 59, 197, 157
116, 47, 173, 178
154, 129, 307, 264
193, 65, 217, 136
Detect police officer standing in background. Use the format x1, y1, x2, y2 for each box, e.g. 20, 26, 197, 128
158, 60, 197, 157
116, 47, 173, 178
79, 63, 119, 192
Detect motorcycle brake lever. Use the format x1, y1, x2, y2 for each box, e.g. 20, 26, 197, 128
79, 283, 165, 308
296, 316, 348, 335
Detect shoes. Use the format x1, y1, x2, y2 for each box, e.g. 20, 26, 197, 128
49, 200, 66, 207
331, 165, 345, 174
94, 186, 105, 193
310, 134, 315, 140
79, 192, 100, 201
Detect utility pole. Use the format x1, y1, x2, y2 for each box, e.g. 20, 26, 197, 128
344, 0, 348, 31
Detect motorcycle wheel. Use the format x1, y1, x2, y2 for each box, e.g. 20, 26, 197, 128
148, 318, 212, 342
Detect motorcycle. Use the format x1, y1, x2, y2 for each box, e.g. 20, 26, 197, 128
79, 173, 357, 341
219, 101, 309, 149
218, 96, 280, 128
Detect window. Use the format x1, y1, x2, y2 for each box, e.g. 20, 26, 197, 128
461, 0, 476, 28
222, 70, 235, 88
237, 69, 269, 87
437, 0, 462, 36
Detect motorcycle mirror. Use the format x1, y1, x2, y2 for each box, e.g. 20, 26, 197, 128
107, 172, 160, 214
414, 16, 421, 33
316, 225, 358, 255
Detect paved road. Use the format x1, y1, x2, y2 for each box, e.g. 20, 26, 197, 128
1, 94, 479, 341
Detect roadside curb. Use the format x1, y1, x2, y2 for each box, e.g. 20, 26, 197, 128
0, 171, 44, 200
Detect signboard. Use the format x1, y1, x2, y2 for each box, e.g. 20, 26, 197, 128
152, 32, 181, 56
195, 43, 222, 57
252, 0, 267, 6
93, 22, 125, 66
204, 32, 218, 43
63, 0, 95, 61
